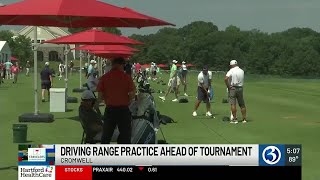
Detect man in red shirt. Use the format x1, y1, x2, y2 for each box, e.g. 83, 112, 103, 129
11, 62, 20, 84
96, 57, 136, 144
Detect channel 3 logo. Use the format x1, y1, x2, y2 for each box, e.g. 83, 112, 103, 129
259, 145, 285, 166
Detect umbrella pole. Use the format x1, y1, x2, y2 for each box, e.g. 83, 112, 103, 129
79, 50, 82, 88
33, 26, 38, 115
64, 45, 69, 89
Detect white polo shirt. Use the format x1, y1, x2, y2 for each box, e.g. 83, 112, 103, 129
182, 64, 187, 70
198, 71, 212, 88
226, 66, 244, 87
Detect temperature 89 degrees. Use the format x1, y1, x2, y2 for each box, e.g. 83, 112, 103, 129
285, 145, 302, 166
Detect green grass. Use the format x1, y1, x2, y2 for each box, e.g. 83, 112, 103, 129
0, 71, 320, 180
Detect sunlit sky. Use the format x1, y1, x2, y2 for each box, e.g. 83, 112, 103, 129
1, 0, 320, 35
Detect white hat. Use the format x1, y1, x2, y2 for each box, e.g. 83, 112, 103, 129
90, 60, 96, 64
81, 90, 95, 100
182, 61, 186, 64
172, 60, 178, 64
230, 60, 237, 66
45, 62, 49, 66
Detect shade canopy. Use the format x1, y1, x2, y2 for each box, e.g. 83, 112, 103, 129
0, 0, 174, 28
74, 45, 139, 52
43, 29, 143, 45
90, 50, 134, 55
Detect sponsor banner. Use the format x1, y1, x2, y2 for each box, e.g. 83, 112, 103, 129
18, 166, 55, 180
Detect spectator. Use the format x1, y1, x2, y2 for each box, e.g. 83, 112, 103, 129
11, 62, 20, 84
40, 62, 53, 102
58, 62, 65, 80
0, 62, 4, 84
69, 60, 74, 75
4, 61, 13, 79
97, 57, 136, 144
87, 72, 99, 92
87, 60, 96, 78
25, 61, 31, 76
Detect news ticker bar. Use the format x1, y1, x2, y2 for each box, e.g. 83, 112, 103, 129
54, 144, 301, 166
18, 165, 301, 180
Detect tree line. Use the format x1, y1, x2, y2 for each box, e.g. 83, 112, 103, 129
129, 21, 320, 77
1, 22, 320, 77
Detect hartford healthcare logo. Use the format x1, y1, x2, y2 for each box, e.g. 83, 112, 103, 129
28, 148, 46, 162
18, 166, 55, 180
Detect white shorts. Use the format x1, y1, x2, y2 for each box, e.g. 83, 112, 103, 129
168, 77, 180, 88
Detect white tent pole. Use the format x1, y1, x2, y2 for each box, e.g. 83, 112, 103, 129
33, 26, 38, 115
64, 45, 69, 89
79, 50, 83, 88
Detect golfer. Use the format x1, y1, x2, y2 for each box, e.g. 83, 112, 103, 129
224, 60, 246, 123
159, 60, 179, 102
181, 61, 188, 96
25, 61, 31, 76
192, 66, 213, 117
40, 62, 53, 102
97, 57, 136, 144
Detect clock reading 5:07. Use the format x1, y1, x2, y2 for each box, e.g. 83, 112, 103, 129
287, 148, 300, 154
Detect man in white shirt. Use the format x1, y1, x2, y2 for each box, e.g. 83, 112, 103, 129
192, 66, 213, 117
224, 60, 246, 124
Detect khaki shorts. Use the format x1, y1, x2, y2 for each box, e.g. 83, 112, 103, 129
168, 77, 180, 88
229, 87, 245, 108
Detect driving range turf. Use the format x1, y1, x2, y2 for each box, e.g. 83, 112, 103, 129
0, 71, 319, 180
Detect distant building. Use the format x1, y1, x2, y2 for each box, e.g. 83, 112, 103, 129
0, 41, 11, 63
12, 26, 76, 62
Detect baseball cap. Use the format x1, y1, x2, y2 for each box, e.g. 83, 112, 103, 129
81, 90, 95, 100
90, 60, 95, 63
172, 60, 178, 64
45, 62, 49, 66
182, 61, 186, 64
230, 60, 238, 66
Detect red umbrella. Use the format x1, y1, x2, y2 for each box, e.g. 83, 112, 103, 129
74, 45, 139, 52
122, 7, 175, 27
176, 64, 182, 67
142, 64, 151, 68
90, 50, 134, 56
0, 0, 174, 28
10, 56, 18, 61
157, 64, 167, 68
0, 0, 173, 116
187, 64, 195, 67
44, 29, 143, 45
